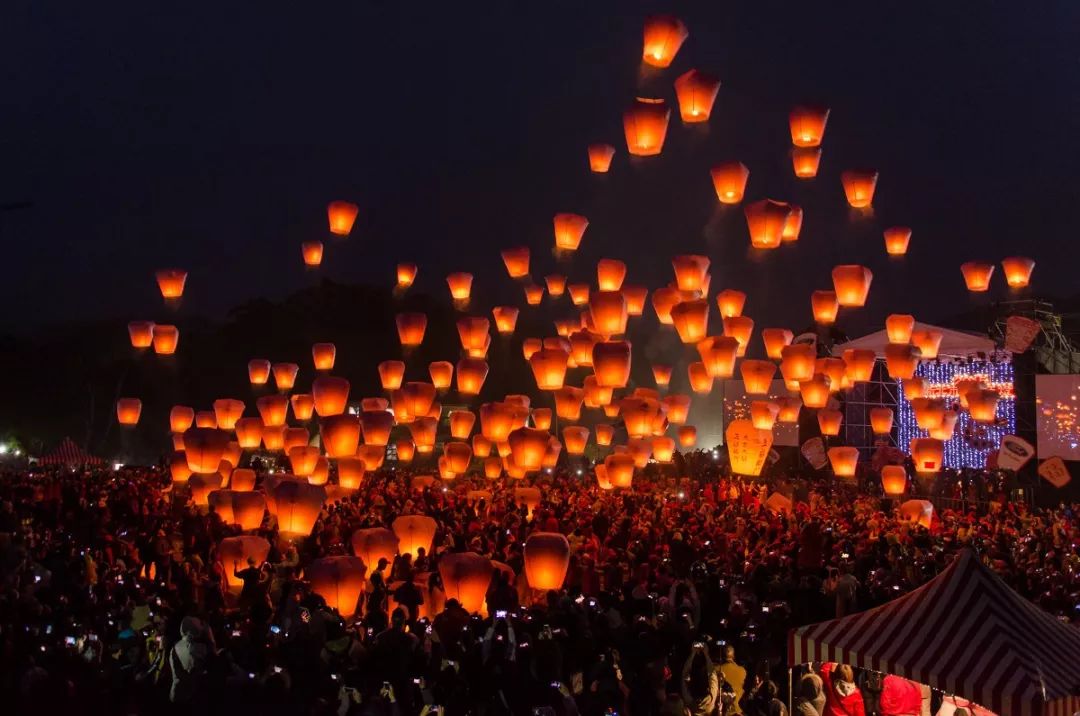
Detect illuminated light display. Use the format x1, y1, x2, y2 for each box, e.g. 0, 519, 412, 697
897, 360, 1015, 468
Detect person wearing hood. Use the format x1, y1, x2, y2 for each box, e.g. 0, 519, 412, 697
821, 663, 865, 716
794, 668, 826, 716
169, 616, 214, 705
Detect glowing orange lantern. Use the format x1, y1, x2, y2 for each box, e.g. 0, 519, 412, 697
302, 241, 323, 267
595, 424, 615, 446
870, 408, 894, 435
428, 361, 453, 391
688, 361, 714, 393
737, 360, 774, 394
652, 286, 687, 325
661, 394, 690, 425
247, 359, 271, 386
881, 466, 907, 496
288, 445, 321, 477
818, 409, 843, 436
378, 361, 405, 391
642, 15, 688, 68
350, 527, 398, 568
396, 313, 427, 347
587, 144, 615, 173
967, 389, 1000, 423
327, 201, 359, 236
318, 414, 359, 458
312, 376, 350, 417
623, 98, 671, 156
726, 419, 773, 476
283, 427, 309, 454
209, 399, 242, 431
760, 328, 793, 360
780, 344, 816, 383
272, 363, 299, 391
828, 446, 858, 478
508, 427, 549, 471
589, 290, 628, 337
592, 340, 632, 388
620, 285, 646, 317
488, 306, 518, 335
596, 259, 627, 292
480, 402, 517, 443
677, 425, 697, 447
714, 290, 746, 320
605, 454, 636, 488
195, 411, 217, 429
560, 426, 588, 455
832, 265, 873, 307
116, 398, 142, 426
744, 199, 790, 249
128, 321, 154, 349
674, 69, 720, 122
396, 262, 417, 289
886, 314, 915, 344
910, 438, 943, 474
792, 147, 822, 178
723, 316, 755, 357
261, 426, 285, 451
392, 515, 437, 558
219, 536, 272, 593
884, 344, 920, 380
168, 405, 194, 434
286, 394, 312, 422
1001, 257, 1034, 288
799, 374, 831, 409
583, 375, 613, 408
184, 428, 231, 474
254, 395, 287, 427
310, 343, 336, 371
842, 349, 876, 384
308, 556, 367, 617
455, 357, 487, 395
671, 299, 710, 344
750, 400, 780, 430
778, 397, 802, 423
811, 290, 839, 324
524, 283, 545, 305
229, 418, 260, 449
395, 439, 415, 463
884, 227, 911, 256
711, 161, 751, 204
529, 348, 568, 391
782, 206, 804, 243
446, 272, 473, 301
652, 363, 673, 388
155, 269, 187, 299
910, 329, 943, 360
553, 213, 588, 252
152, 324, 179, 354
550, 387, 580, 422
439, 552, 493, 615
789, 105, 830, 147
841, 170, 878, 208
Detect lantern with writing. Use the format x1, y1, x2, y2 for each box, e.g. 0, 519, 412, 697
726, 420, 773, 476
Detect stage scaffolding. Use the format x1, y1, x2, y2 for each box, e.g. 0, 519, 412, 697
843, 360, 899, 461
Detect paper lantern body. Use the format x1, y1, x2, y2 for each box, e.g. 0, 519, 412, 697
219, 536, 271, 594
882, 466, 907, 496
116, 398, 142, 426
828, 446, 859, 478
392, 515, 437, 558
814, 288, 842, 323
623, 98, 671, 156
910, 438, 944, 474
792, 147, 822, 178
272, 363, 299, 391
1001, 256, 1034, 288
155, 269, 188, 299
587, 144, 615, 173
308, 556, 367, 618
642, 15, 688, 68
350, 527, 399, 568
439, 552, 494, 615
884, 227, 911, 256
674, 69, 720, 122
841, 170, 878, 208
128, 321, 154, 349
272, 481, 326, 539
831, 265, 873, 307
327, 201, 359, 236
789, 105, 830, 147
725, 419, 773, 476
248, 359, 271, 386
711, 162, 750, 204
524, 532, 571, 591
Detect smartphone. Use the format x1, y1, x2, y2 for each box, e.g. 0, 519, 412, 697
88, 634, 98, 642
273, 666, 283, 674
64, 636, 76, 646
495, 610, 507, 619
270, 625, 281, 635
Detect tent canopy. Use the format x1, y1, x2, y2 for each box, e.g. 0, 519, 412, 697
789, 550, 1080, 716
832, 322, 995, 359
37, 437, 104, 466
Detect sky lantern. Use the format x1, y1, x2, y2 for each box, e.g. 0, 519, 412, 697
661, 394, 691, 424
594, 464, 612, 490
523, 283, 545, 305
553, 213, 588, 252
884, 344, 920, 380
884, 227, 912, 256
321, 414, 361, 458
378, 360, 405, 392
311, 343, 336, 371
688, 361, 714, 393
1001, 256, 1035, 287
360, 408, 395, 449
543, 437, 562, 469
777, 397, 802, 423
472, 434, 492, 458
841, 170, 879, 208
749, 400, 780, 431
523, 532, 571, 594
480, 402, 517, 443
780, 344, 816, 383
396, 262, 417, 289
439, 552, 493, 615
930, 411, 960, 440
842, 348, 877, 383
674, 69, 720, 122
710, 161, 750, 204
881, 466, 907, 497
351, 527, 399, 568
337, 457, 366, 490
529, 348, 569, 391
677, 425, 697, 447
395, 439, 415, 463
911, 398, 946, 431
911, 329, 943, 359
396, 313, 427, 347
596, 258, 627, 292
817, 357, 845, 390
697, 335, 738, 378
301, 241, 323, 267
327, 200, 359, 236
233, 417, 263, 449
960, 261, 995, 291
272, 363, 299, 391
256, 395, 289, 427
193, 410, 217, 429
791, 147, 822, 178
554, 387, 584, 421
565, 285, 590, 310
508, 427, 549, 471
289, 393, 314, 422
393, 514, 438, 558
569, 330, 602, 367
155, 269, 187, 299
744, 199, 790, 249
448, 410, 476, 440
967, 389, 1000, 423
283, 427, 310, 454
491, 306, 519, 335
443, 441, 473, 474
428, 361, 453, 391
715, 289, 747, 319
671, 255, 710, 293
355, 444, 386, 471
183, 428, 231, 474
627, 438, 652, 467
587, 143, 615, 173
531, 407, 553, 431
521, 338, 543, 361
886, 314, 915, 344
272, 481, 326, 540
789, 105, 830, 147
722, 315, 755, 356
827, 446, 858, 478
288, 445, 321, 477
170, 405, 195, 433
832, 265, 873, 307
212, 399, 245, 431
741, 360, 776, 394
218, 535, 271, 593
726, 419, 773, 476
260, 426, 285, 451
248, 359, 271, 386
652, 363, 673, 387
910, 438, 944, 474
605, 454, 636, 488
401, 382, 437, 421
482, 456, 502, 478
309, 458, 330, 486
621, 397, 661, 439
308, 556, 366, 618
446, 272, 473, 301
501, 246, 530, 278
589, 290, 629, 337
623, 98, 671, 156
229, 468, 259, 494
651, 286, 686, 325
799, 374, 831, 409
312, 376, 350, 417
116, 398, 142, 426
870, 407, 894, 435
671, 299, 710, 343
456, 357, 489, 395
818, 408, 843, 436
562, 426, 589, 455
583, 375, 613, 408
592, 340, 632, 388
811, 290, 839, 324
594, 423, 614, 447
128, 321, 154, 349
152, 324, 179, 354
169, 450, 192, 483
642, 14, 688, 67
782, 205, 804, 243
761, 328, 793, 360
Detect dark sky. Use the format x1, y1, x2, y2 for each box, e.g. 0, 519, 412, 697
3, 1, 1078, 335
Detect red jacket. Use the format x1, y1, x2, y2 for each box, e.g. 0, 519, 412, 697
821, 663, 866, 716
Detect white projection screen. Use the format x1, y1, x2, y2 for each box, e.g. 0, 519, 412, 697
1036, 374, 1080, 460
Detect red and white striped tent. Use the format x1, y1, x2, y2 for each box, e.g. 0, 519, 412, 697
37, 438, 104, 467
789, 550, 1080, 716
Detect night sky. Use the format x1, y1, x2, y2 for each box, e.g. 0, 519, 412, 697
3, 1, 1079, 335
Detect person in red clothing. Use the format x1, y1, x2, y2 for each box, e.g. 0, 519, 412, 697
821, 663, 865, 716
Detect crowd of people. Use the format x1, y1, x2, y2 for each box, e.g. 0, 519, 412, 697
0, 454, 1077, 715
